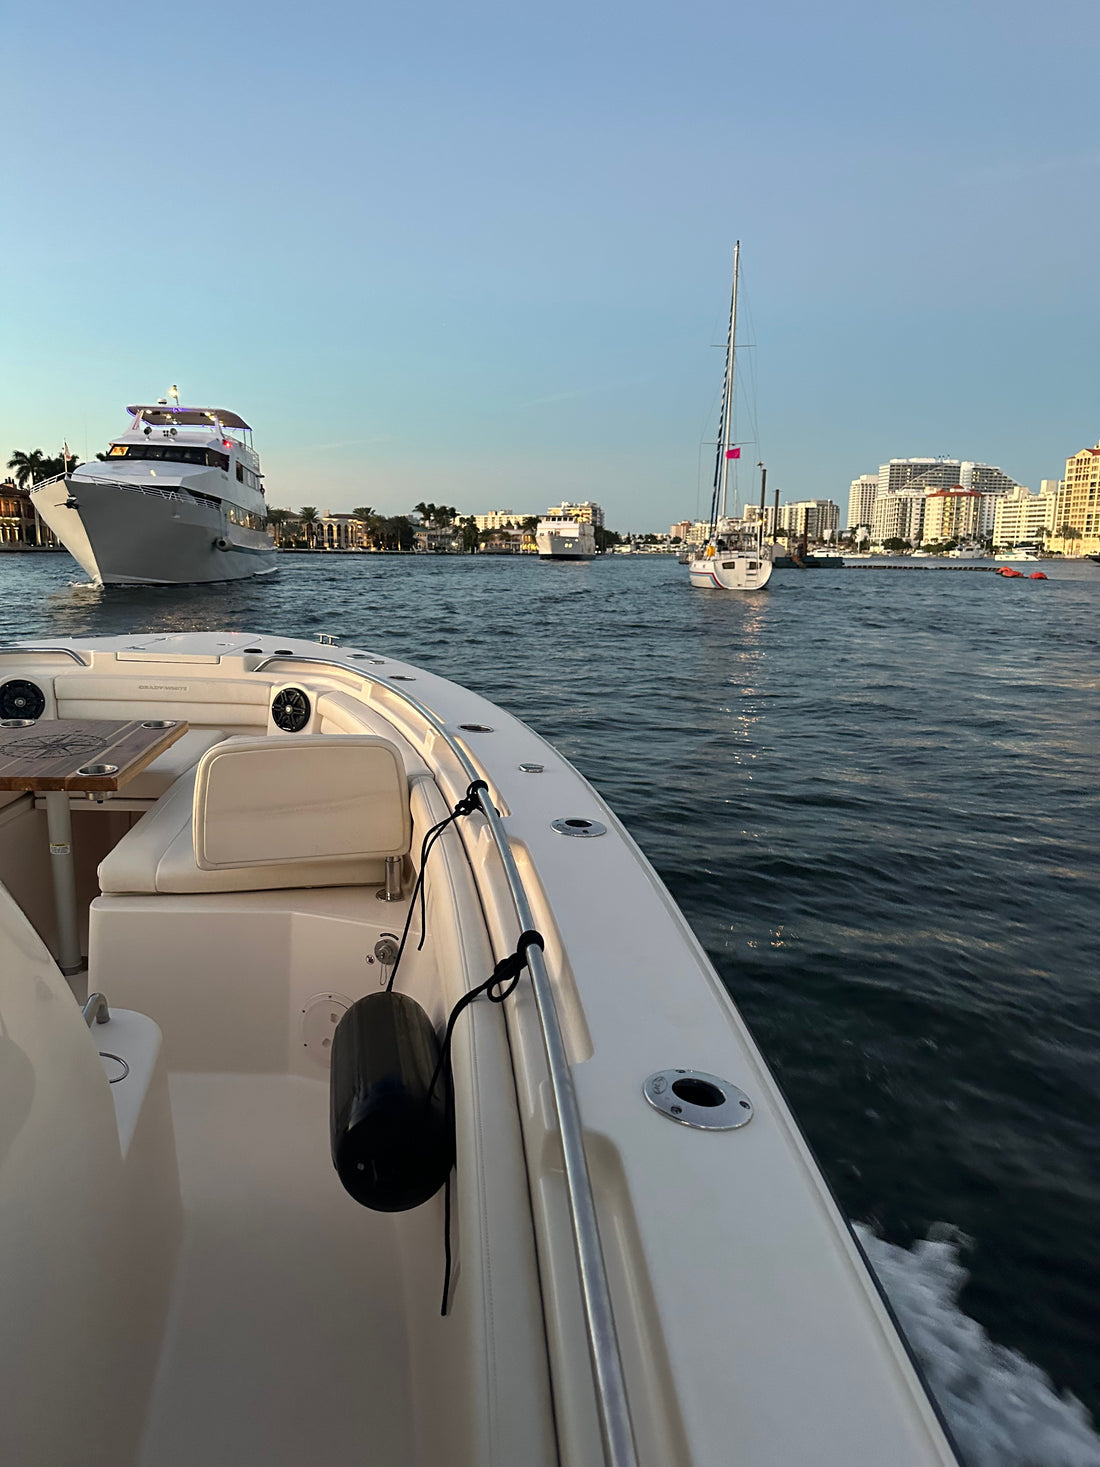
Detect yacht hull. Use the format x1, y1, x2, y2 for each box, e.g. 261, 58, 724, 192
688, 552, 773, 590
535, 524, 597, 560
32, 477, 277, 586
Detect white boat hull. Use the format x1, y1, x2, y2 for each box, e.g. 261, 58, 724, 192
32, 477, 277, 586
0, 631, 960, 1467
536, 522, 597, 560
688, 550, 773, 590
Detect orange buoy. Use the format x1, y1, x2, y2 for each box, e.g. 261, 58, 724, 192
1029, 571, 1048, 579
997, 566, 1024, 577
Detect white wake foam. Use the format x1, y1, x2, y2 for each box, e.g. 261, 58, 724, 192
856, 1224, 1100, 1467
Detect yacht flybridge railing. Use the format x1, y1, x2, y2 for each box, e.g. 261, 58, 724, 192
252, 654, 639, 1467
29, 473, 185, 504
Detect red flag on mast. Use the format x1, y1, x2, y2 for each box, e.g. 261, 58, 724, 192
725, 447, 741, 460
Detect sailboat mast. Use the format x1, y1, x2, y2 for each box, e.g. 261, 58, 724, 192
757, 464, 767, 554
714, 241, 740, 529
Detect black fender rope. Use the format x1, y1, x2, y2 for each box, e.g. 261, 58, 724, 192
431, 929, 545, 1315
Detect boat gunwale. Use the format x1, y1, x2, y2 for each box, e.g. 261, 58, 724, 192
249, 651, 639, 1467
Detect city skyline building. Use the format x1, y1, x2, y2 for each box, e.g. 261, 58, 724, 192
1051, 445, 1100, 556
779, 499, 840, 540
921, 487, 981, 544
992, 484, 1059, 548
877, 458, 965, 496
472, 509, 529, 531
871, 488, 927, 545
862, 457, 1021, 543
847, 475, 878, 531
544, 500, 605, 529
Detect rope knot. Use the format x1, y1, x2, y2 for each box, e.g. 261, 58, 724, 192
452, 779, 489, 819
487, 929, 545, 1002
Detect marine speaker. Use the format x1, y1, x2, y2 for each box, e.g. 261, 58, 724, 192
0, 680, 45, 721
271, 686, 311, 733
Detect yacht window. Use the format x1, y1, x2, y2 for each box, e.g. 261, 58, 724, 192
236, 463, 244, 482
106, 444, 229, 471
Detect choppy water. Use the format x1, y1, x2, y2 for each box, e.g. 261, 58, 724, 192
2, 549, 1098, 1464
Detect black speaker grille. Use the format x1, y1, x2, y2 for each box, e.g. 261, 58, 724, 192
0, 680, 45, 721
271, 687, 311, 732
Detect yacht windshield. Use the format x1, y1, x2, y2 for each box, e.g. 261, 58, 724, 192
108, 445, 230, 471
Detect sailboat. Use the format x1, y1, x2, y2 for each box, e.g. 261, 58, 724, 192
687, 242, 773, 591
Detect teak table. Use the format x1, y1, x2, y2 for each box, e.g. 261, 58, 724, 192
0, 717, 189, 975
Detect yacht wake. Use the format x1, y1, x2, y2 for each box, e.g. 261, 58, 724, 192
856, 1225, 1100, 1467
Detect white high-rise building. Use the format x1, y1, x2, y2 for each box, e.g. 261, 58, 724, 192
779, 500, 840, 540
871, 489, 927, 545
992, 484, 1059, 548
871, 458, 1019, 542
959, 463, 1019, 536
847, 475, 877, 531
877, 458, 963, 496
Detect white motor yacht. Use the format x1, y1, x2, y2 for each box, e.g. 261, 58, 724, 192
31, 403, 277, 585
0, 632, 959, 1467
536, 514, 598, 560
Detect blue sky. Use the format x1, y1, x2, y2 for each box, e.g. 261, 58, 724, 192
4, 0, 1097, 529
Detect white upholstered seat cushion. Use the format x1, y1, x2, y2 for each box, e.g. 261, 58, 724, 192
98, 735, 412, 895
123, 728, 227, 799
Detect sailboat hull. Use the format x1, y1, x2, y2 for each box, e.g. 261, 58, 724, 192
688, 552, 773, 590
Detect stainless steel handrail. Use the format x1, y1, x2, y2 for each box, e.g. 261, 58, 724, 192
253, 653, 638, 1467
0, 645, 90, 665
27, 472, 68, 492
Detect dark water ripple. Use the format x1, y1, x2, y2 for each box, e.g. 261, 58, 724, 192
1, 549, 1098, 1421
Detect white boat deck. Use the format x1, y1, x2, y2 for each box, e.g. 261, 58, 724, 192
139, 1074, 415, 1467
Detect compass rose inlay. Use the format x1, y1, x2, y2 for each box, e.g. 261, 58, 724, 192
0, 733, 105, 760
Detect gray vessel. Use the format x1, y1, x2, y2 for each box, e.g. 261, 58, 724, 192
32, 401, 277, 586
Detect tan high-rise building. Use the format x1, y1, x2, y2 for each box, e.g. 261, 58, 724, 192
545, 501, 605, 530
921, 487, 981, 544
1050, 446, 1100, 556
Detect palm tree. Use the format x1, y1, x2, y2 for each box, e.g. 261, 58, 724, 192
7, 450, 48, 488
350, 505, 375, 550
38, 451, 81, 479
266, 507, 289, 545
298, 506, 319, 548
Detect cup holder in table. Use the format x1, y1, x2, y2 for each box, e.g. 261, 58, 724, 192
78, 764, 120, 777
140, 720, 177, 728
0, 718, 36, 728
